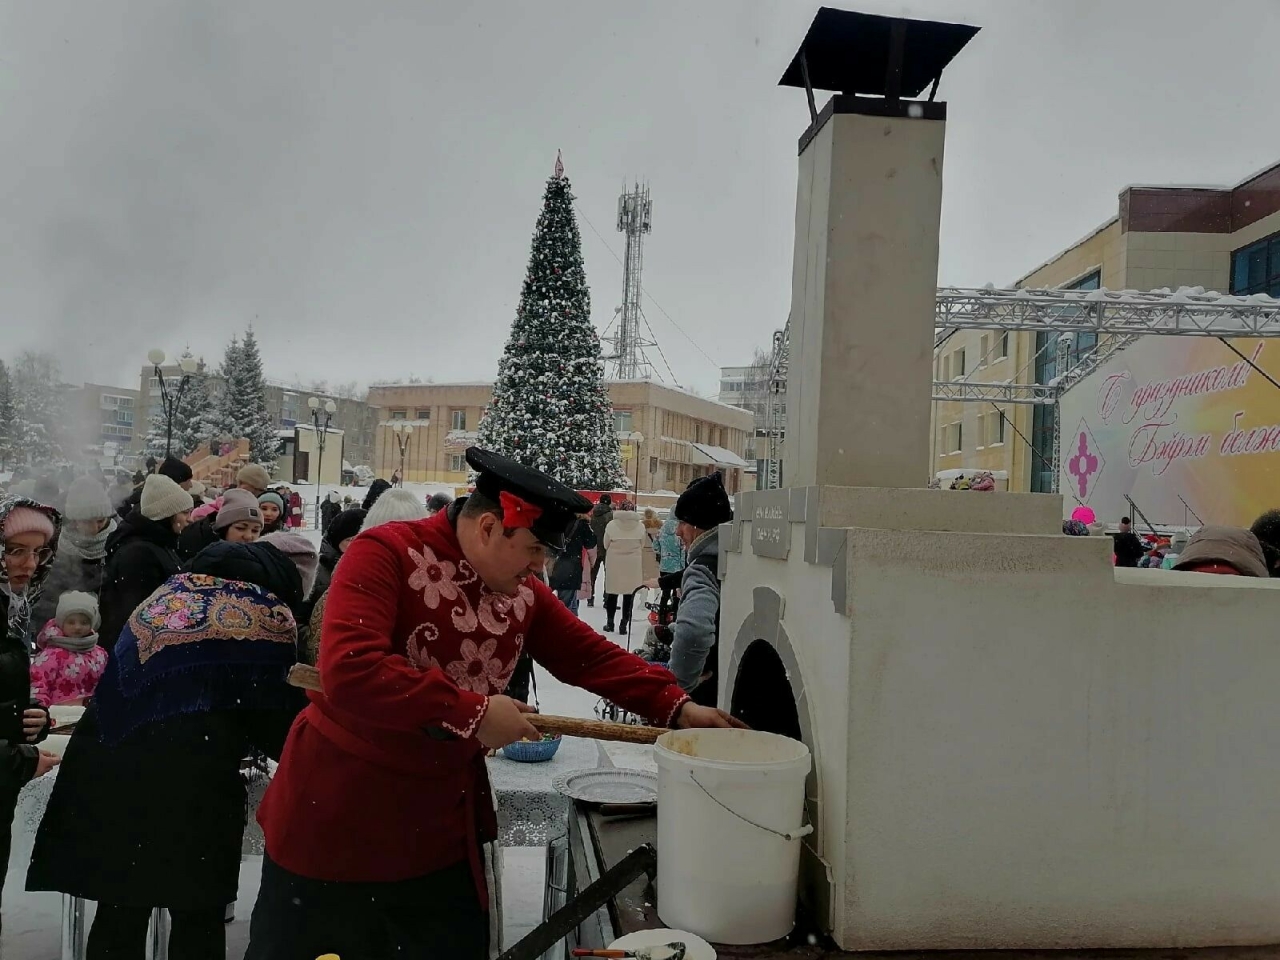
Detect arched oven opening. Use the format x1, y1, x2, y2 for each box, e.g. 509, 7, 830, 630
729, 639, 803, 741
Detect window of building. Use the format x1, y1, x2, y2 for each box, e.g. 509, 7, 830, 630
978, 335, 990, 368
450, 409, 466, 431
996, 331, 1010, 361
415, 409, 431, 421
449, 454, 465, 472
694, 423, 702, 443
1030, 270, 1100, 491
390, 409, 408, 420
951, 349, 965, 379
1232, 232, 1280, 297
613, 410, 633, 434
987, 410, 1005, 446
945, 421, 963, 453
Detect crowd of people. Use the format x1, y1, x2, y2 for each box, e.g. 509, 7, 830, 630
1061, 503, 1280, 578
0, 448, 742, 956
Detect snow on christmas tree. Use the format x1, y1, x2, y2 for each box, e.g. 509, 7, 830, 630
0, 359, 18, 472
143, 354, 215, 459
10, 351, 65, 466
211, 331, 278, 469
475, 155, 624, 489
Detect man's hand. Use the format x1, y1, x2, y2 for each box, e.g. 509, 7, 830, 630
34, 750, 60, 778
23, 708, 49, 742
476, 695, 540, 749
675, 702, 749, 730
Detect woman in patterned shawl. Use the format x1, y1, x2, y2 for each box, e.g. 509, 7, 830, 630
27, 540, 313, 960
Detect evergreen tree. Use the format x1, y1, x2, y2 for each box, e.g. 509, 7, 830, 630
11, 351, 65, 466
475, 161, 623, 489
0, 359, 17, 471
143, 357, 215, 459
212, 331, 277, 469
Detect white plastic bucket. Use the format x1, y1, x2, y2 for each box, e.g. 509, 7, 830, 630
654, 728, 812, 945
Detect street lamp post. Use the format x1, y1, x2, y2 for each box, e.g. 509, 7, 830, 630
308, 397, 337, 529
628, 432, 645, 499
148, 349, 198, 458
390, 421, 414, 488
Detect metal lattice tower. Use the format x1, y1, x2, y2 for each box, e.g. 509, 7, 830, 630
604, 183, 657, 380
761, 286, 1280, 491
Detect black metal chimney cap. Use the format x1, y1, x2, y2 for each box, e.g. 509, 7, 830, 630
779, 7, 979, 99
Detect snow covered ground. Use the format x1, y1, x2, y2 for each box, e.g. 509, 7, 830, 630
2, 557, 656, 958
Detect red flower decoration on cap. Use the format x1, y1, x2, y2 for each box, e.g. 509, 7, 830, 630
499, 491, 542, 530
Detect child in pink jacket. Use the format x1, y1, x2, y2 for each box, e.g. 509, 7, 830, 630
32, 591, 109, 707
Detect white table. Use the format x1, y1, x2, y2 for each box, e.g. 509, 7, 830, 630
14, 735, 610, 959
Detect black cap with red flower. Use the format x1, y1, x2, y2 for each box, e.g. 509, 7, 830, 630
465, 447, 592, 552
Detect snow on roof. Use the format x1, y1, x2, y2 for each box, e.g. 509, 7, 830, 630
1012, 216, 1119, 288
605, 379, 755, 417
690, 443, 749, 469
1122, 183, 1231, 192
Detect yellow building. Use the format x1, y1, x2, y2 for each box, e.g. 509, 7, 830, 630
933, 159, 1280, 491
366, 380, 754, 493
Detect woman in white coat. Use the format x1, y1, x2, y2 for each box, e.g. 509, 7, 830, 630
602, 507, 646, 634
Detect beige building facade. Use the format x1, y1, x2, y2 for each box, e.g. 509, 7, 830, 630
932, 159, 1280, 491
366, 380, 753, 493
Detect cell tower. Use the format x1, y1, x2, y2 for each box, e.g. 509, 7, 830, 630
604, 183, 657, 380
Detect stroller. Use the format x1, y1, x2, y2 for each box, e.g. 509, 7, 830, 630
594, 572, 682, 725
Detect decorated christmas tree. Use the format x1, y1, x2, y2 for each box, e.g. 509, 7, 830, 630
475, 156, 624, 489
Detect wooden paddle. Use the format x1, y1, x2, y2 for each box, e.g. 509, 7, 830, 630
286, 664, 668, 745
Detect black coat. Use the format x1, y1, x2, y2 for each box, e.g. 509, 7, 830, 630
26, 541, 307, 909
98, 511, 182, 653
320, 497, 341, 533
176, 514, 219, 562
1113, 531, 1146, 568
26, 699, 298, 908
549, 521, 598, 591
115, 484, 143, 521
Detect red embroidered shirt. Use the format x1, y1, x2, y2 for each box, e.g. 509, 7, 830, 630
257, 510, 688, 883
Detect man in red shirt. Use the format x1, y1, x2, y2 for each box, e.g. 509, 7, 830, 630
245, 447, 741, 959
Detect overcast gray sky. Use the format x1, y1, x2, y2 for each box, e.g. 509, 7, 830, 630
2, 0, 1277, 398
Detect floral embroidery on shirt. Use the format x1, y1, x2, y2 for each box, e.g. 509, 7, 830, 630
405, 621, 440, 670
477, 584, 535, 635
435, 638, 508, 694
407, 546, 460, 609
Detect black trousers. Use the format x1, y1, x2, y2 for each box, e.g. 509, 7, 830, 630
86, 902, 225, 960
602, 592, 633, 627
244, 853, 487, 960
590, 555, 605, 597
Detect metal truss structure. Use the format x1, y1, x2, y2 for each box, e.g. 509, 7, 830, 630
761, 286, 1280, 491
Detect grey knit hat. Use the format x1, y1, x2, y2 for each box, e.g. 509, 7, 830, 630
63, 476, 113, 521
215, 489, 263, 531
140, 474, 195, 522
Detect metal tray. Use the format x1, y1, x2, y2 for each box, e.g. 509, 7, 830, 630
552, 768, 658, 805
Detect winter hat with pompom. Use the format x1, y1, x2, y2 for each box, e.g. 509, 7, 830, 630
140, 474, 195, 522
3, 505, 57, 542
63, 476, 114, 521
260, 531, 320, 596
56, 591, 100, 629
